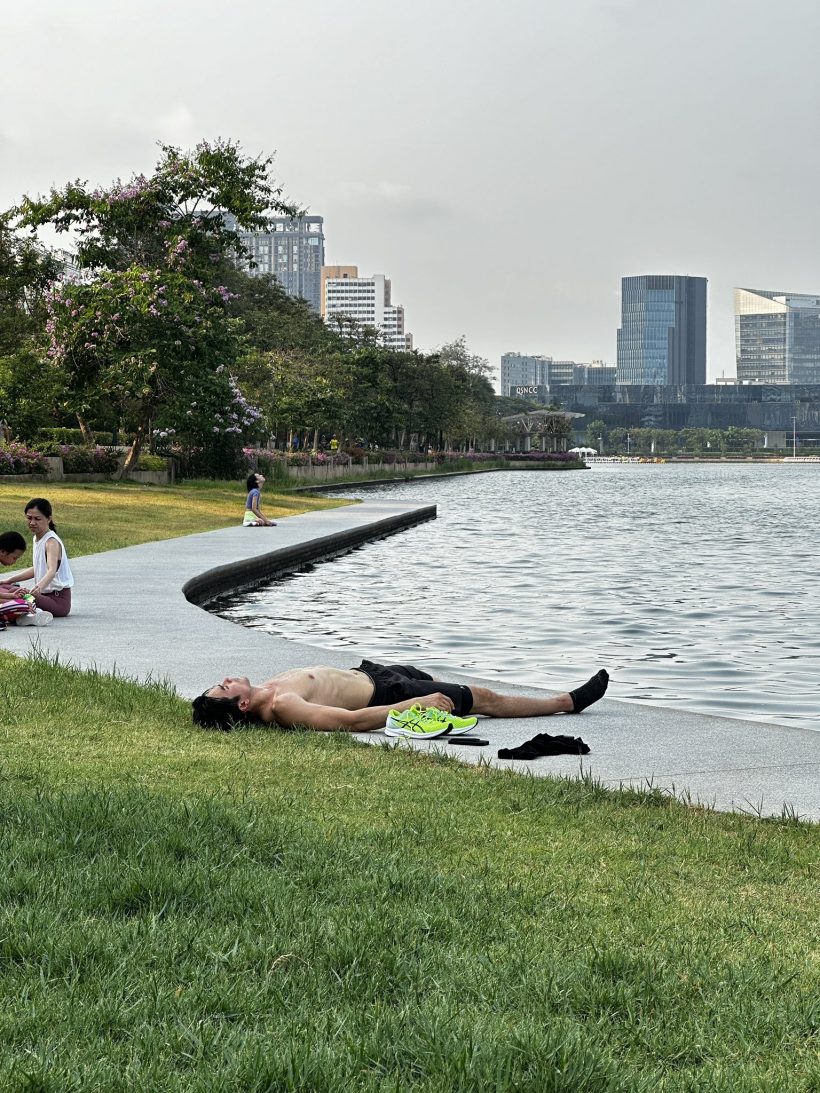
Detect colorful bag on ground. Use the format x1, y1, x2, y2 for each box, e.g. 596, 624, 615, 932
0, 591, 36, 622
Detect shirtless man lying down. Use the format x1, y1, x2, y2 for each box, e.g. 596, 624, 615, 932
192, 658, 610, 732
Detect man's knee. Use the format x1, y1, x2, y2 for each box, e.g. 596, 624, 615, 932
469, 686, 501, 715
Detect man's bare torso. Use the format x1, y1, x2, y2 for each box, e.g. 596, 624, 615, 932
258, 666, 374, 718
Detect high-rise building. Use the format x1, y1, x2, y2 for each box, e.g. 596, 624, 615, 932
321, 266, 413, 351
500, 354, 615, 397
500, 353, 552, 395
617, 275, 707, 385
735, 287, 820, 383
225, 214, 325, 312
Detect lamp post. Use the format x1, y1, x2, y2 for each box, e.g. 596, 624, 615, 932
626, 432, 632, 457
792, 416, 797, 458
597, 435, 603, 456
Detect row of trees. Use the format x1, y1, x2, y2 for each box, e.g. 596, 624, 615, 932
0, 141, 508, 478
586, 422, 764, 454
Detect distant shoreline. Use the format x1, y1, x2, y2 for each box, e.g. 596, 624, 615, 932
585, 455, 820, 464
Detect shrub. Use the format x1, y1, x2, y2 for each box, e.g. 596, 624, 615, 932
36, 427, 114, 445
164, 442, 247, 481
243, 448, 290, 485
0, 441, 48, 475
55, 445, 120, 474
134, 454, 167, 471
503, 450, 582, 464
33, 441, 65, 457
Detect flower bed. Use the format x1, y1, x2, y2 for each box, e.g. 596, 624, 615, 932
504, 450, 582, 464
0, 441, 49, 475
53, 445, 121, 474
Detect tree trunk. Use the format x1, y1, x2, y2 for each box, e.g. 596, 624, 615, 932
76, 413, 94, 446
116, 420, 147, 481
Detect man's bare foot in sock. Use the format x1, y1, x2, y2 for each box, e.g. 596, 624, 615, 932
568, 670, 609, 713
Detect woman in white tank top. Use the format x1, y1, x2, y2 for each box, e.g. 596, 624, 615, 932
7, 498, 74, 619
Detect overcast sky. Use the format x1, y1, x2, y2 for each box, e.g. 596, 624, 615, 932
4, 0, 820, 381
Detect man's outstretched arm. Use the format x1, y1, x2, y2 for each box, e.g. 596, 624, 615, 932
272, 692, 455, 732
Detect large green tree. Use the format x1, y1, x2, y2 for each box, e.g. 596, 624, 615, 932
0, 216, 66, 439
15, 140, 295, 470
17, 140, 294, 279
42, 267, 253, 476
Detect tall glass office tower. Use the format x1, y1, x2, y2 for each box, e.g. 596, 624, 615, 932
735, 288, 820, 383
617, 275, 707, 385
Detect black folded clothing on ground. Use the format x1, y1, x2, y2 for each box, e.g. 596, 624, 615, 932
497, 733, 591, 760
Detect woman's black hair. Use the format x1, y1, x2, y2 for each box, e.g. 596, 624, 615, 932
192, 692, 260, 731
25, 498, 55, 531
0, 530, 26, 553
245, 472, 261, 491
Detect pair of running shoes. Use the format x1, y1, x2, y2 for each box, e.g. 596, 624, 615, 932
383, 704, 478, 739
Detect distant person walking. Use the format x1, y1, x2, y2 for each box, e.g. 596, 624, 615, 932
243, 472, 277, 527
5, 498, 74, 623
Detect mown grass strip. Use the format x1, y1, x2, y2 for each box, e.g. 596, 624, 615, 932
0, 480, 347, 563
0, 650, 817, 1091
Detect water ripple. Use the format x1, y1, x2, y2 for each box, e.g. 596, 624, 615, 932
216, 464, 820, 732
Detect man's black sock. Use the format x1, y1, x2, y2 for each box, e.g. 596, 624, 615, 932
568, 669, 609, 713
498, 732, 590, 760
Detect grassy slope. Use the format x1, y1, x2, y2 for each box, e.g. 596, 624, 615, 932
0, 651, 817, 1092
1, 481, 817, 1090
0, 480, 346, 562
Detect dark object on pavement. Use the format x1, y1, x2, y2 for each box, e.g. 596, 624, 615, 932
498, 733, 591, 760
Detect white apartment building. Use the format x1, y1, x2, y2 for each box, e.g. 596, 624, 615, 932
501, 353, 615, 395
322, 266, 413, 351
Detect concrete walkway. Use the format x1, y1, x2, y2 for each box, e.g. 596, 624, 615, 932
3, 499, 819, 821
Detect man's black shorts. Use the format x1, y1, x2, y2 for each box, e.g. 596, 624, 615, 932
354, 660, 473, 716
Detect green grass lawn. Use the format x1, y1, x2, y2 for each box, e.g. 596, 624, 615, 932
1, 480, 818, 1089
0, 479, 347, 563
0, 650, 817, 1092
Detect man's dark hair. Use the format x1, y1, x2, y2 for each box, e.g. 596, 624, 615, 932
192, 692, 260, 731
0, 531, 26, 553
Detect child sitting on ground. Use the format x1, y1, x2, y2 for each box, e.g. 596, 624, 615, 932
0, 530, 45, 629
243, 472, 277, 527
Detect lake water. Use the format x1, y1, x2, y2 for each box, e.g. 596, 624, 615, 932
216, 464, 820, 732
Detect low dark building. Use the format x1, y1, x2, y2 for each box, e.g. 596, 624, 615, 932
551, 383, 820, 436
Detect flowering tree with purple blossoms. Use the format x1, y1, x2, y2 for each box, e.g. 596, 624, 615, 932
43, 267, 253, 475
14, 140, 289, 472
17, 140, 297, 279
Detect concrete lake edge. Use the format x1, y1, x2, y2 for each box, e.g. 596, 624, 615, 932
2, 497, 818, 821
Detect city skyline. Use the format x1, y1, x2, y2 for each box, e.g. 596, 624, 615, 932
3, 0, 820, 378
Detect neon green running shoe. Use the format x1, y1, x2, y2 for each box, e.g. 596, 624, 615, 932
416, 706, 479, 735
384, 705, 451, 738
384, 705, 478, 738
